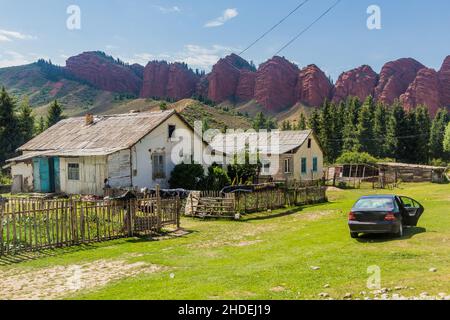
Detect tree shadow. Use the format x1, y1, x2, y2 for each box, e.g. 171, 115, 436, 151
241, 207, 304, 221
356, 227, 427, 243
0, 244, 99, 266
125, 229, 196, 243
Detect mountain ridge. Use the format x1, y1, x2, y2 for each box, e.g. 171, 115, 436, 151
0, 51, 449, 117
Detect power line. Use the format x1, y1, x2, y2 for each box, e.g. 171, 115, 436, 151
275, 0, 342, 56
239, 0, 310, 56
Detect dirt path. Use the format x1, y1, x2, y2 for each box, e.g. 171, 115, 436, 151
0, 259, 164, 300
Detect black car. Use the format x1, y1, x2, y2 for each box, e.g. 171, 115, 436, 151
348, 195, 424, 238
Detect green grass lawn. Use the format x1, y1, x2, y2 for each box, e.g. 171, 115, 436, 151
1, 183, 449, 300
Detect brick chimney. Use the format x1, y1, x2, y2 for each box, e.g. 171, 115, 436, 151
85, 113, 94, 126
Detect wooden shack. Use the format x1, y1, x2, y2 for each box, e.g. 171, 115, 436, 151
377, 162, 447, 183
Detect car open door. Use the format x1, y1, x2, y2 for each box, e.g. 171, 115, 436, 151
399, 197, 424, 227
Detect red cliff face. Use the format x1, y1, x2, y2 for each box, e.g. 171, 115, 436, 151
235, 70, 256, 102
375, 58, 425, 105
166, 63, 199, 100
207, 54, 254, 102
66, 51, 142, 95
140, 61, 198, 100
296, 64, 333, 107
140, 61, 170, 98
400, 68, 441, 116
332, 65, 378, 103
254, 56, 299, 112
439, 56, 450, 107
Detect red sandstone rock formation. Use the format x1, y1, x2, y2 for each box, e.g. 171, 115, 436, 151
296, 64, 333, 107
332, 65, 378, 103
374, 58, 425, 105
254, 56, 299, 112
66, 51, 142, 95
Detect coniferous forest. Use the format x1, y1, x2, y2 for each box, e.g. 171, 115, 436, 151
280, 96, 450, 166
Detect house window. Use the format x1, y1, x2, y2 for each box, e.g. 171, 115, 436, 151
261, 161, 271, 175
68, 163, 80, 181
284, 158, 292, 174
152, 154, 166, 180
301, 158, 307, 174
168, 125, 176, 139
313, 157, 318, 173
308, 139, 312, 149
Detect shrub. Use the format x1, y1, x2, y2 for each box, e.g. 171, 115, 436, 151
335, 151, 378, 165
169, 163, 205, 190
202, 166, 230, 191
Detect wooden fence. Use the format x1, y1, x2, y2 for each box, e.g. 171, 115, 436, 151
0, 196, 181, 256
186, 185, 327, 219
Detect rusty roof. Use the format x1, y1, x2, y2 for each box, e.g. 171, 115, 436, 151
18, 110, 177, 154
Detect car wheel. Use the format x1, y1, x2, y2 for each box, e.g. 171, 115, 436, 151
350, 232, 359, 239
395, 223, 403, 238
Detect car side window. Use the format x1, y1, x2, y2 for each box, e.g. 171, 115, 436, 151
400, 197, 418, 209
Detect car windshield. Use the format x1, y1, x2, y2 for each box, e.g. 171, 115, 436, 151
353, 197, 396, 211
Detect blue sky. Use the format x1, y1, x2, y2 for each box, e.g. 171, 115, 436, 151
0, 0, 449, 80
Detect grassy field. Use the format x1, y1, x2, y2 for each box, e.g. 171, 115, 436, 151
0, 183, 449, 300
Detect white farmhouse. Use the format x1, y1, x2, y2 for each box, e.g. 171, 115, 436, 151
209, 130, 324, 182
7, 110, 196, 195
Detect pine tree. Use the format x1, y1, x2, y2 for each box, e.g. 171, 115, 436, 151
46, 100, 63, 128
331, 102, 346, 158
444, 123, 450, 157
0, 87, 20, 163
430, 108, 449, 161
342, 97, 360, 152
37, 116, 46, 134
319, 100, 336, 163
414, 106, 431, 163
308, 109, 321, 137
281, 120, 292, 131
372, 102, 387, 158
297, 113, 307, 130
385, 101, 407, 161
355, 102, 374, 154
17, 96, 35, 145
403, 110, 419, 163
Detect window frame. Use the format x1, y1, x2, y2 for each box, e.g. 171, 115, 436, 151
313, 157, 318, 173
67, 163, 80, 181
284, 158, 292, 174
301, 157, 307, 174
168, 124, 176, 140
152, 153, 166, 180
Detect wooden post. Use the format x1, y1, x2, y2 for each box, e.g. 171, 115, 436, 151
0, 200, 4, 256
190, 192, 194, 217
175, 195, 181, 230
156, 185, 162, 230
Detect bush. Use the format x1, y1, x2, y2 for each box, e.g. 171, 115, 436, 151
430, 159, 448, 167
335, 151, 378, 165
169, 163, 205, 190
202, 166, 230, 191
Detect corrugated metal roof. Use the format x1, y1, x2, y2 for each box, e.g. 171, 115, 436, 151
210, 130, 312, 155
18, 110, 176, 155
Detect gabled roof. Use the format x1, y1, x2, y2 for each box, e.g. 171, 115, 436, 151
18, 110, 179, 155
209, 130, 313, 155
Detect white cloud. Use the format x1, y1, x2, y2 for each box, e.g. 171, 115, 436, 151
130, 44, 239, 70
154, 5, 181, 14
0, 29, 35, 42
0, 51, 31, 68
204, 8, 238, 28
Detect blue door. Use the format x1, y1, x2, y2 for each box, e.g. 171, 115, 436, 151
53, 158, 60, 192
32, 158, 52, 193
39, 158, 51, 192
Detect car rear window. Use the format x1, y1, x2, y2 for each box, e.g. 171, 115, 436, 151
353, 198, 396, 210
